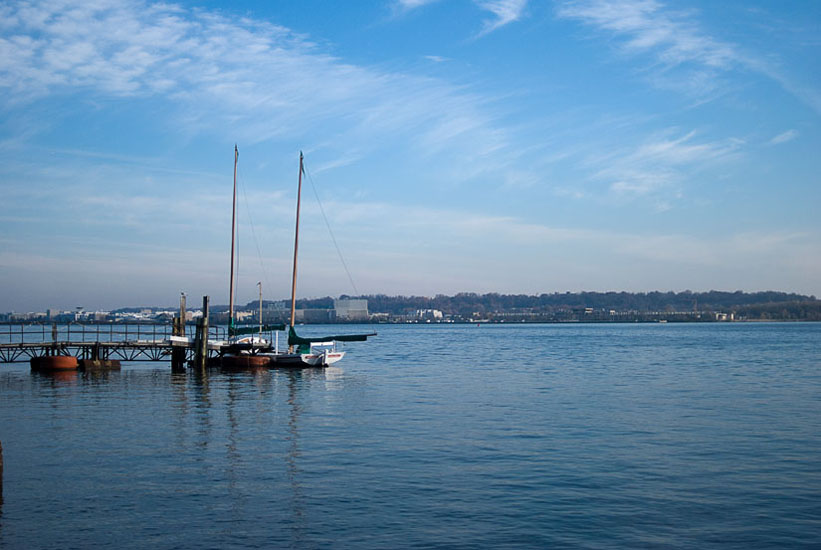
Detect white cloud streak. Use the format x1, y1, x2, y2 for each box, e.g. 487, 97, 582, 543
0, 0, 513, 171
395, 0, 527, 34
580, 129, 742, 199
769, 129, 798, 145
396, 0, 439, 8
476, 0, 529, 34
558, 0, 735, 68
556, 0, 821, 113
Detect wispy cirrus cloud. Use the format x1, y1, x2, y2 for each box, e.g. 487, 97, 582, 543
476, 0, 529, 34
395, 0, 439, 8
769, 129, 798, 145
556, 0, 821, 113
395, 0, 528, 34
584, 129, 742, 201
558, 0, 736, 69
0, 0, 520, 182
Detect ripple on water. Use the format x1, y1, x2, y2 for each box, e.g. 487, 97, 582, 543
0, 323, 819, 548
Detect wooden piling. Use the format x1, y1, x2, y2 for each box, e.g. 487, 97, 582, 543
1, 439, 4, 504
171, 319, 186, 372
79, 359, 121, 371
193, 296, 209, 371
171, 294, 187, 373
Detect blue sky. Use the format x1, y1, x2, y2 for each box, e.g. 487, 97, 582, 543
1, 0, 819, 311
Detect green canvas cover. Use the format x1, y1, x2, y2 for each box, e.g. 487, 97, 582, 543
288, 326, 375, 346
229, 324, 286, 337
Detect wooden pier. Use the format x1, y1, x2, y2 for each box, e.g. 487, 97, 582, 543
0, 323, 226, 364
0, 296, 227, 368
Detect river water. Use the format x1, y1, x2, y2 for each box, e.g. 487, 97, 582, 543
0, 322, 819, 548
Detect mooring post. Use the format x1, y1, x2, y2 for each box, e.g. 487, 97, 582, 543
180, 293, 187, 331
1, 439, 4, 504
193, 321, 200, 368
171, 293, 187, 373
171, 317, 185, 372
194, 296, 209, 371
200, 295, 209, 370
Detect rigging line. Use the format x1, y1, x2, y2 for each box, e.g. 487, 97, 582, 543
238, 171, 273, 297
302, 162, 360, 297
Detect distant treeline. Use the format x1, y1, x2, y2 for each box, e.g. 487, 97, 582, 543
114, 290, 821, 322
302, 290, 819, 317
734, 301, 821, 321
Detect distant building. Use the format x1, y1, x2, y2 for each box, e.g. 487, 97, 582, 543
416, 309, 443, 321
235, 311, 253, 322
88, 311, 109, 322
295, 309, 336, 323
9, 312, 46, 321
334, 299, 368, 321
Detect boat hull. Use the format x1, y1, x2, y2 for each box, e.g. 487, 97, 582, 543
268, 350, 345, 368
220, 355, 272, 369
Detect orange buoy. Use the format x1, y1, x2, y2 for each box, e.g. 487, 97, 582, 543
31, 356, 79, 371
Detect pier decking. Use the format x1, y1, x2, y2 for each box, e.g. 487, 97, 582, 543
0, 323, 227, 364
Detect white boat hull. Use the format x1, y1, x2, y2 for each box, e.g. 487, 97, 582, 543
268, 350, 345, 368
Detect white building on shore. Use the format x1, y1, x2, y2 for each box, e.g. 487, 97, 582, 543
334, 298, 369, 321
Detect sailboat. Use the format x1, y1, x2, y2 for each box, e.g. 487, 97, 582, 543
220, 145, 283, 369
267, 151, 375, 368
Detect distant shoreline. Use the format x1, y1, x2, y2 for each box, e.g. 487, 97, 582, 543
4, 290, 820, 323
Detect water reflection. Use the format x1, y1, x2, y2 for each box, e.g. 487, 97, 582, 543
225, 373, 243, 525
165, 365, 317, 543
170, 371, 190, 462
284, 370, 306, 544
2, 362, 349, 546
31, 370, 80, 386
188, 369, 213, 456
80, 370, 116, 385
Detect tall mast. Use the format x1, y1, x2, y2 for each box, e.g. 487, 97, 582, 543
289, 151, 304, 330
229, 144, 238, 334
258, 281, 263, 338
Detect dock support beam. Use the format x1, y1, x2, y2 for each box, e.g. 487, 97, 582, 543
193, 296, 209, 371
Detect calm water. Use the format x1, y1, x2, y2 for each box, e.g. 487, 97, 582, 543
0, 323, 819, 549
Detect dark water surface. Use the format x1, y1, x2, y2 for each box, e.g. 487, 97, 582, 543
1, 323, 819, 548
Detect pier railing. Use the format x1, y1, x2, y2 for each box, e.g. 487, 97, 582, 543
0, 323, 226, 345
0, 323, 232, 363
